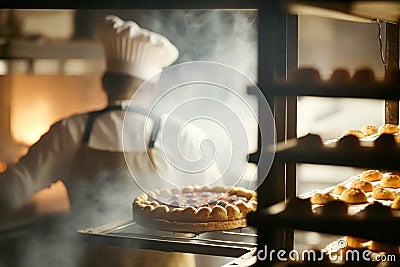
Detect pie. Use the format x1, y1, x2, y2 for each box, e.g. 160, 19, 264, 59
132, 185, 257, 233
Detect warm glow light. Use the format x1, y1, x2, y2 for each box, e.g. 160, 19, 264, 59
0, 162, 7, 172
11, 74, 106, 146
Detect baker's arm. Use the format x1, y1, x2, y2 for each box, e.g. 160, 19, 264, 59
0, 119, 82, 208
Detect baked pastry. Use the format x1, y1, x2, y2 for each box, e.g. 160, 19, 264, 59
310, 193, 335, 205
342, 129, 365, 139
380, 174, 400, 188
352, 68, 376, 83
289, 67, 321, 83
391, 196, 400, 210
132, 186, 257, 232
372, 186, 395, 200
350, 179, 373, 192
363, 202, 392, 218
345, 236, 368, 249
360, 125, 378, 136
360, 170, 383, 182
321, 200, 347, 216
333, 185, 347, 195
330, 68, 350, 83
378, 124, 399, 134
286, 197, 312, 216
340, 188, 368, 204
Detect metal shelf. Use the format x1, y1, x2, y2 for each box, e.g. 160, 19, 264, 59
287, 0, 400, 23
272, 134, 400, 170
78, 220, 257, 258
248, 201, 400, 246
255, 81, 400, 100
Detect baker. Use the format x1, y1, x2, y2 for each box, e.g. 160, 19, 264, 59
0, 15, 219, 267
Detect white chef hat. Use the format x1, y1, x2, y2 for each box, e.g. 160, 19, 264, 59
96, 15, 179, 82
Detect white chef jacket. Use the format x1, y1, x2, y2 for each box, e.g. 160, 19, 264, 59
0, 100, 220, 208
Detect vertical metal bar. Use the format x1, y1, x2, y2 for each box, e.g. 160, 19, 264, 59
284, 13, 298, 252
385, 22, 399, 124
285, 14, 298, 203
256, 6, 276, 266
257, 3, 284, 208
256, 1, 288, 265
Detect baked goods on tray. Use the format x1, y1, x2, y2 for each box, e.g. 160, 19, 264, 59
359, 169, 382, 182
378, 123, 399, 134
360, 125, 378, 136
303, 169, 400, 211
339, 188, 368, 204
310, 192, 335, 205
342, 129, 365, 139
372, 186, 395, 200
350, 179, 373, 192
326, 124, 400, 145
132, 185, 257, 232
333, 184, 347, 195
380, 174, 400, 188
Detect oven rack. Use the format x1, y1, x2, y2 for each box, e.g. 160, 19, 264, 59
271, 134, 400, 171
78, 219, 257, 258
256, 81, 400, 100
247, 201, 400, 246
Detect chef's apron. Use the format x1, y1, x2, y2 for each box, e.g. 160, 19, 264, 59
64, 105, 195, 267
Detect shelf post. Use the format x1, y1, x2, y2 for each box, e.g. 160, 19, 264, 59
385, 22, 399, 125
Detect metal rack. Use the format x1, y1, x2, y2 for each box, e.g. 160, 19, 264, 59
250, 1, 400, 266
78, 220, 256, 258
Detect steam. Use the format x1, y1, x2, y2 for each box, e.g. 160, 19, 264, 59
141, 10, 258, 82
139, 10, 260, 187
4, 11, 262, 267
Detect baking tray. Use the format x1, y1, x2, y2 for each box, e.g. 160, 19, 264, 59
78, 220, 257, 258
248, 201, 400, 245
273, 134, 400, 170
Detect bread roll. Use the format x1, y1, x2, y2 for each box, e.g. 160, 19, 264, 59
289, 67, 321, 83
380, 174, 400, 188
378, 124, 399, 134
360, 170, 383, 182
360, 125, 378, 136
342, 129, 365, 139
340, 188, 368, 204
330, 69, 350, 83
322, 200, 347, 216
333, 185, 347, 195
372, 186, 395, 200
352, 68, 376, 83
350, 179, 373, 192
345, 236, 368, 249
391, 196, 400, 210
310, 193, 335, 205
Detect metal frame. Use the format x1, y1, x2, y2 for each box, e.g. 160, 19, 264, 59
253, 2, 400, 267
78, 220, 257, 258
255, 0, 298, 256
385, 22, 400, 124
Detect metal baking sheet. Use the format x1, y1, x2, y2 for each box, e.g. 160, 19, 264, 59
78, 220, 257, 258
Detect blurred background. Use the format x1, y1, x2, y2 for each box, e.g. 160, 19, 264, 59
0, 9, 391, 265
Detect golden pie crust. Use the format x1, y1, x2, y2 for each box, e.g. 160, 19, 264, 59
132, 186, 257, 233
